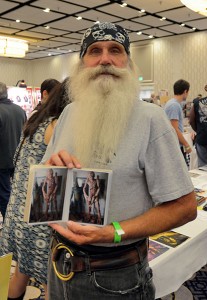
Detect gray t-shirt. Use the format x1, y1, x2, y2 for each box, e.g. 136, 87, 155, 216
164, 98, 184, 133
42, 100, 193, 245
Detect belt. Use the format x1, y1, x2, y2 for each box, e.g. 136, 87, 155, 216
52, 235, 148, 281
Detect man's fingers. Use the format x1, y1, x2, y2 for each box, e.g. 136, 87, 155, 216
45, 150, 82, 168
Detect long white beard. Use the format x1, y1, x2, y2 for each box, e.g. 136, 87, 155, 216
68, 60, 139, 167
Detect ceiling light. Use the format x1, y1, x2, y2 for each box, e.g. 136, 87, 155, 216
16, 19, 20, 23
0, 36, 28, 58
180, 23, 185, 26
137, 31, 142, 35
48, 53, 52, 56
94, 20, 100, 24
160, 17, 166, 21
149, 35, 154, 38
76, 16, 82, 20
120, 2, 127, 7
43, 8, 50, 13
44, 26, 50, 29
181, 0, 207, 17
140, 9, 145, 13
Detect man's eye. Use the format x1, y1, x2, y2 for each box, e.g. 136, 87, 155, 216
110, 48, 121, 53
89, 48, 101, 54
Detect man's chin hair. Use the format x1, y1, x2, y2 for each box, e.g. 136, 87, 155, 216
69, 59, 139, 166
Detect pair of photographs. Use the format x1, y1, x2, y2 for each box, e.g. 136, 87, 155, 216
25, 165, 112, 226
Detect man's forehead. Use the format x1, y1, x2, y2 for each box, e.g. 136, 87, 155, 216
86, 40, 125, 50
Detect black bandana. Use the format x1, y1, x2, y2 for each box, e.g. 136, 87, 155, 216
80, 22, 130, 58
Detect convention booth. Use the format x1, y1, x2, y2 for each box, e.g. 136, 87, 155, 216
150, 168, 207, 299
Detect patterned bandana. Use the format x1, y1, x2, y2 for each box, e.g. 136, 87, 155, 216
80, 22, 130, 58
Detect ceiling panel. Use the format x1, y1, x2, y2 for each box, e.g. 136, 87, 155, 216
98, 3, 142, 19
133, 15, 172, 27
115, 20, 150, 31
0, 0, 19, 14
126, 0, 183, 13
0, 0, 206, 60
2, 6, 64, 24
80, 9, 121, 23
47, 17, 92, 31
32, 0, 85, 15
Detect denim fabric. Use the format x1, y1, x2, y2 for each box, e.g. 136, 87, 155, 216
0, 168, 14, 220
196, 144, 207, 167
48, 243, 155, 300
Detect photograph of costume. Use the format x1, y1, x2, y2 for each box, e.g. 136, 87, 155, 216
29, 167, 67, 223
148, 240, 169, 262
150, 231, 190, 248
69, 169, 111, 226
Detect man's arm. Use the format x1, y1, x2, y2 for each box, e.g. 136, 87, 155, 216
48, 150, 197, 245
170, 119, 192, 153
50, 191, 197, 245
189, 105, 197, 132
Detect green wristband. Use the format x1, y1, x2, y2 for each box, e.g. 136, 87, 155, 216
111, 222, 125, 243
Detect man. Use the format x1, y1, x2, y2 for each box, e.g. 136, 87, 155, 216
0, 82, 26, 220
42, 23, 197, 299
164, 79, 192, 163
42, 168, 58, 219
189, 94, 207, 167
83, 171, 101, 224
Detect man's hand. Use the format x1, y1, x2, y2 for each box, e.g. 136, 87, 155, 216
50, 221, 114, 245
46, 150, 82, 168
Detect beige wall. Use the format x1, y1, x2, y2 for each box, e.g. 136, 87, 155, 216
0, 30, 207, 100
131, 31, 207, 100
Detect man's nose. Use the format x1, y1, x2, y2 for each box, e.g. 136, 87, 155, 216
99, 51, 112, 65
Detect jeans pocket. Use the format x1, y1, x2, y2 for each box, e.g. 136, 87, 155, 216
141, 266, 155, 300
92, 265, 142, 297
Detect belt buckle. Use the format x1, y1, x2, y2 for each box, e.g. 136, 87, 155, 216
52, 242, 74, 281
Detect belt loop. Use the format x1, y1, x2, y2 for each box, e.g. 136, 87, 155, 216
135, 239, 147, 262
85, 255, 91, 276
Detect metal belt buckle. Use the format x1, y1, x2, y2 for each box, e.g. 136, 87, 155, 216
52, 242, 74, 281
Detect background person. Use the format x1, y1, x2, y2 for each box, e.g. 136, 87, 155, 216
0, 82, 26, 221
41, 23, 197, 300
190, 94, 207, 167
0, 77, 71, 300
164, 79, 192, 165
30, 78, 59, 116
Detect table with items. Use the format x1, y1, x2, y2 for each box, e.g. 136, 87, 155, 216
149, 168, 207, 299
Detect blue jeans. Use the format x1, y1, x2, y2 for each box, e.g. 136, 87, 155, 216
196, 143, 207, 167
48, 239, 155, 300
0, 168, 14, 220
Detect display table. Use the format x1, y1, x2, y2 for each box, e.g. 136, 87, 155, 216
150, 169, 207, 299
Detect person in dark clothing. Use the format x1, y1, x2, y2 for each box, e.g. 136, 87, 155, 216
190, 95, 207, 167
0, 82, 26, 220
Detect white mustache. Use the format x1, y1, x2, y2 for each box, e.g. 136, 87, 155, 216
88, 65, 127, 79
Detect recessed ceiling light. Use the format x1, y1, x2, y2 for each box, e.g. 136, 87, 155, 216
160, 17, 166, 21
94, 20, 100, 24
44, 26, 50, 29
149, 35, 154, 38
48, 53, 52, 56
180, 23, 185, 26
191, 27, 196, 31
120, 2, 127, 7
76, 16, 82, 20
140, 9, 145, 13
137, 31, 142, 35
16, 19, 20, 23
43, 8, 50, 13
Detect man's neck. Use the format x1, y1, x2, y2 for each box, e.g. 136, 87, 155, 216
174, 95, 183, 103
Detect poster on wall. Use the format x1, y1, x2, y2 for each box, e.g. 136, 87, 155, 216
7, 86, 34, 117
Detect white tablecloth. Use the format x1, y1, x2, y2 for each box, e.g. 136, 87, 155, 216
150, 169, 207, 299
